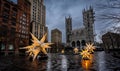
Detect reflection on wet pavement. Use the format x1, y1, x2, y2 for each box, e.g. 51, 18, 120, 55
61, 55, 67, 71
81, 54, 93, 70
47, 54, 52, 71
0, 51, 120, 71
97, 51, 106, 71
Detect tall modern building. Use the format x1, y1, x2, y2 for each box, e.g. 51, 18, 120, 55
51, 28, 62, 43
65, 16, 72, 47
0, 0, 31, 55
29, 0, 46, 40
51, 28, 62, 53
83, 6, 95, 43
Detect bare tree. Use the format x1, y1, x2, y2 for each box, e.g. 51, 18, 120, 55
112, 26, 120, 33
96, 0, 120, 24
95, 0, 120, 50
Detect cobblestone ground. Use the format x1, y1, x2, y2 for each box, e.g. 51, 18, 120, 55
0, 51, 120, 71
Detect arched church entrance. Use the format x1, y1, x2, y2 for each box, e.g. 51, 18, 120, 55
72, 41, 75, 47
81, 40, 86, 46
76, 40, 80, 47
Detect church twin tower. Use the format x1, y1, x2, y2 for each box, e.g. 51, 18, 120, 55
65, 6, 95, 47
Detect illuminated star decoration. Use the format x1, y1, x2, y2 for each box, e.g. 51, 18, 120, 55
73, 48, 79, 54
80, 49, 90, 59
61, 49, 64, 54
20, 33, 53, 61
84, 43, 95, 53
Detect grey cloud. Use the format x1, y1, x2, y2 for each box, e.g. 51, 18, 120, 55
45, 0, 96, 42
45, 0, 115, 42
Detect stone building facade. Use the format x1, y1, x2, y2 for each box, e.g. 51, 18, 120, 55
83, 6, 94, 43
65, 7, 95, 49
71, 27, 86, 48
65, 16, 72, 46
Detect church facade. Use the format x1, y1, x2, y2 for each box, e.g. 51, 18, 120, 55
65, 6, 95, 48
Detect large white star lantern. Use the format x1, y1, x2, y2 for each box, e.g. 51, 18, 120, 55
80, 49, 90, 59
84, 43, 95, 53
80, 43, 95, 59
20, 33, 53, 61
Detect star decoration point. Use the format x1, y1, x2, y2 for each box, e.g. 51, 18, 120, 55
20, 33, 53, 61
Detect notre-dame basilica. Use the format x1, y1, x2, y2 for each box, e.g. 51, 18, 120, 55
65, 6, 95, 48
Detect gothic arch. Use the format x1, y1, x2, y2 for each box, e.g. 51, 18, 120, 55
81, 40, 86, 46
72, 41, 75, 47
76, 40, 80, 47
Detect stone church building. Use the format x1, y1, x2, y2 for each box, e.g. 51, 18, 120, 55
65, 6, 95, 48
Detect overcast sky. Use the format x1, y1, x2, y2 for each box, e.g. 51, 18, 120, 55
11, 0, 119, 43
44, 0, 106, 43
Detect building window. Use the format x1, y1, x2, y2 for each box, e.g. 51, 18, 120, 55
12, 7, 17, 12
88, 22, 90, 27
12, 12, 17, 17
2, 15, 9, 21
1, 26, 8, 36
2, 19, 8, 23
9, 44, 14, 50
1, 44, 5, 50
11, 22, 16, 26
23, 13, 26, 17
4, 3, 10, 9
11, 28, 16, 37
3, 9, 9, 14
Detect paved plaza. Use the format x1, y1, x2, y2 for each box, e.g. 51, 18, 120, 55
0, 51, 120, 71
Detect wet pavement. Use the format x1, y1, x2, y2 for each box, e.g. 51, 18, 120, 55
0, 51, 120, 71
